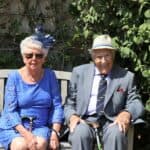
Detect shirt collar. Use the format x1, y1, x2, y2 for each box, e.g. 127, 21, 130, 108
94, 66, 100, 75
94, 65, 111, 77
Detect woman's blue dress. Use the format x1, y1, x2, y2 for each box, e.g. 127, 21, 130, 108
0, 68, 64, 149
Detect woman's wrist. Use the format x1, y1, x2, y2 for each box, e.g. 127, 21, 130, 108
51, 128, 60, 138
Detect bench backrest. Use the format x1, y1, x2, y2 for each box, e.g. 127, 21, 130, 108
0, 69, 71, 112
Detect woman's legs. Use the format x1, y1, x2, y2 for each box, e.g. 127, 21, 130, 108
36, 136, 48, 150
10, 137, 27, 150
10, 136, 48, 150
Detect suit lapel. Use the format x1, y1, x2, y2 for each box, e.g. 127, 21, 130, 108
104, 65, 120, 107
104, 78, 116, 106
82, 64, 95, 114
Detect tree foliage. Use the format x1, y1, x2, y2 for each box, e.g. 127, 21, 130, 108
0, 0, 149, 109
68, 0, 150, 107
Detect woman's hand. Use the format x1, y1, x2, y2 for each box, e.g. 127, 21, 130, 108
15, 124, 37, 150
49, 131, 59, 150
25, 131, 37, 150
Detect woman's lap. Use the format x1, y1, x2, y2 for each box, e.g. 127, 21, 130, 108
0, 126, 50, 149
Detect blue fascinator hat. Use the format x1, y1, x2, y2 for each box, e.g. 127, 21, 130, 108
33, 25, 55, 50
20, 25, 55, 56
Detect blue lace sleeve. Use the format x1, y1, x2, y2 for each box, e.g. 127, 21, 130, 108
48, 70, 64, 125
0, 71, 21, 129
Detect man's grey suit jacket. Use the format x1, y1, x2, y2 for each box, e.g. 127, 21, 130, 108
64, 63, 144, 124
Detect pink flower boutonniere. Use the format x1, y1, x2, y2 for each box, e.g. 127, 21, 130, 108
117, 87, 125, 93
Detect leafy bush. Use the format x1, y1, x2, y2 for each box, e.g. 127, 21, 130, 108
68, 0, 150, 108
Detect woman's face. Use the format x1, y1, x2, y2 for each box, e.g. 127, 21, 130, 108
92, 48, 115, 75
22, 48, 46, 71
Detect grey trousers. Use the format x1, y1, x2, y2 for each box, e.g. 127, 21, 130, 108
68, 121, 127, 150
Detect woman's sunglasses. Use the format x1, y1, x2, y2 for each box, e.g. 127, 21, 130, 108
24, 53, 44, 59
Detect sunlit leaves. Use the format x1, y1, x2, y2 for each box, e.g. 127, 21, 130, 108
144, 9, 150, 18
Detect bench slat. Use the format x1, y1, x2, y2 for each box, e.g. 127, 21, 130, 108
0, 79, 4, 112
61, 80, 68, 105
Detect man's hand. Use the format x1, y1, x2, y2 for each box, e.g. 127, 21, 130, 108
69, 115, 83, 133
109, 111, 131, 134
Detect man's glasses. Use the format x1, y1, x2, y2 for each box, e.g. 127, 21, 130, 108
97, 54, 112, 60
24, 53, 44, 59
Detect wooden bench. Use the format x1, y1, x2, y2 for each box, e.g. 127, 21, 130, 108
0, 69, 134, 150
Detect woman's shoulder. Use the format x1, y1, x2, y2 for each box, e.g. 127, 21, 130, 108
8, 69, 20, 79
44, 68, 54, 73
42, 68, 58, 84
44, 68, 56, 77
5, 70, 21, 86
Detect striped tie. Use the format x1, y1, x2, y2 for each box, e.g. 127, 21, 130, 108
96, 74, 107, 113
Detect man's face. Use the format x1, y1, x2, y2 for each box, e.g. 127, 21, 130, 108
92, 49, 115, 75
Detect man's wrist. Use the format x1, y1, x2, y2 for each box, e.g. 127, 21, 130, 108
70, 114, 79, 121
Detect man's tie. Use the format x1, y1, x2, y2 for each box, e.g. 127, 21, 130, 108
96, 74, 107, 114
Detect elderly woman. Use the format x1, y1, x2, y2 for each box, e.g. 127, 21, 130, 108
0, 28, 64, 150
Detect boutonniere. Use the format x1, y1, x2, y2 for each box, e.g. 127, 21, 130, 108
117, 87, 125, 93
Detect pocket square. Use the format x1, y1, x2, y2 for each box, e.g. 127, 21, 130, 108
117, 88, 125, 93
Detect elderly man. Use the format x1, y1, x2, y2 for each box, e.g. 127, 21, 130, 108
64, 34, 144, 150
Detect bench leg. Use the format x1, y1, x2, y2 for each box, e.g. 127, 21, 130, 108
127, 126, 134, 150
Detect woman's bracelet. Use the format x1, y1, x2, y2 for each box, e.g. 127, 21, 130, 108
51, 128, 60, 138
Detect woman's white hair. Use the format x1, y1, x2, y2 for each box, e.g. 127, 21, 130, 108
20, 36, 48, 56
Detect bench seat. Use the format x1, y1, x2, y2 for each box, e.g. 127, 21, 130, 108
0, 69, 136, 150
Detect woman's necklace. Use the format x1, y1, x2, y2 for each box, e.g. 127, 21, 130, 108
28, 70, 44, 83
22, 67, 44, 83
